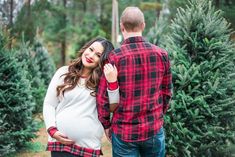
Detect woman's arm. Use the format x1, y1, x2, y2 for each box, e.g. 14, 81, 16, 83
43, 66, 75, 144
104, 64, 120, 112
107, 87, 119, 112
43, 67, 63, 130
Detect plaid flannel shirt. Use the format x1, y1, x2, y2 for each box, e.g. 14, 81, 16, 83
47, 128, 102, 157
46, 142, 102, 157
96, 36, 172, 142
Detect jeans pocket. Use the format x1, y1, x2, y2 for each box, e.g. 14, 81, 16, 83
152, 127, 165, 154
112, 133, 132, 154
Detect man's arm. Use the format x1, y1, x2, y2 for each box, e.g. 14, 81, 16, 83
162, 52, 173, 114
96, 73, 111, 129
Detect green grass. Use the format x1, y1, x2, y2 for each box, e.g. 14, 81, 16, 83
7, 117, 47, 157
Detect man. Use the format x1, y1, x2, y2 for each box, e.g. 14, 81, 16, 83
96, 6, 172, 157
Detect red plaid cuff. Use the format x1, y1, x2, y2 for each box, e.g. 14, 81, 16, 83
47, 126, 58, 137
107, 81, 118, 90
46, 141, 103, 156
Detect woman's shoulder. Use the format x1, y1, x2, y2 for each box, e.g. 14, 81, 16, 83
54, 66, 69, 77
57, 66, 69, 73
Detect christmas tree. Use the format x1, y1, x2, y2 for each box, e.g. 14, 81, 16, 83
163, 0, 235, 156
15, 41, 45, 113
0, 33, 37, 155
32, 38, 56, 87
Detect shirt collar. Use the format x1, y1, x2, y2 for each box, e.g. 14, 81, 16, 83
122, 36, 145, 45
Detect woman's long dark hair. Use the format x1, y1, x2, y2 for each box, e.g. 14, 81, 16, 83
56, 37, 114, 96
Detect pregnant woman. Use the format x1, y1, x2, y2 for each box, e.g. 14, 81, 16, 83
43, 37, 118, 157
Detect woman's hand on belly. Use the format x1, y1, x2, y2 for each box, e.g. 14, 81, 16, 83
53, 131, 75, 145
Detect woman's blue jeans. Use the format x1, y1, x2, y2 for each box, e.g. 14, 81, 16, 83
112, 127, 165, 157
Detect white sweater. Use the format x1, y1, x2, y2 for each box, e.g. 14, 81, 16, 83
43, 66, 118, 150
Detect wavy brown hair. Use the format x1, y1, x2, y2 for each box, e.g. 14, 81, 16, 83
56, 37, 114, 97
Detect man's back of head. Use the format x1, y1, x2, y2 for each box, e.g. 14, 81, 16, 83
120, 7, 145, 33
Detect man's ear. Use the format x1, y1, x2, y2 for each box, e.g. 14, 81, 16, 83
120, 23, 125, 32
141, 22, 145, 31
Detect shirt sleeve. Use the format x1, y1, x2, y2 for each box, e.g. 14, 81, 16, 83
96, 73, 111, 129
47, 126, 58, 137
96, 52, 118, 129
107, 81, 119, 90
43, 66, 67, 130
161, 52, 173, 114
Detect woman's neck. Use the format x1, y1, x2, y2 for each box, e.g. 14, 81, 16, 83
81, 68, 91, 78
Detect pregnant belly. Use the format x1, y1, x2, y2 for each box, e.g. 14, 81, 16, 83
56, 113, 104, 148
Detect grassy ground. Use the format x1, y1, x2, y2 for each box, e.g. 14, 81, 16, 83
12, 116, 112, 157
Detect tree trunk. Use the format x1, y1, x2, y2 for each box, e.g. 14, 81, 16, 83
27, 0, 31, 16
224, 0, 230, 5
27, 0, 34, 42
112, 0, 119, 47
9, 0, 13, 27
8, 0, 14, 48
72, 0, 77, 26
61, 40, 66, 66
81, 0, 87, 12
61, 0, 67, 65
215, 0, 220, 7
156, 0, 160, 18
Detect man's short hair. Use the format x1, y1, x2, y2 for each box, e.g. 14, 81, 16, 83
120, 7, 145, 32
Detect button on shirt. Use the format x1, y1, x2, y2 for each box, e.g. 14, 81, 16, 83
96, 36, 172, 142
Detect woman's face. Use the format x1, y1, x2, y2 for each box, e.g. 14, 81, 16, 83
82, 41, 104, 70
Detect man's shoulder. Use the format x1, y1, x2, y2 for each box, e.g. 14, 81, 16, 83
113, 47, 122, 54
149, 43, 168, 56
141, 41, 168, 55
109, 47, 123, 59
111, 41, 152, 54
110, 41, 168, 57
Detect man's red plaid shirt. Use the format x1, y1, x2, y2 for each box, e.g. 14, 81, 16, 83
96, 36, 173, 142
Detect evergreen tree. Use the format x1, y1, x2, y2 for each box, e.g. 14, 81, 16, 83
0, 46, 37, 156
0, 30, 10, 50
33, 38, 56, 87
162, 0, 235, 156
0, 31, 6, 50
15, 41, 45, 113
147, 14, 169, 46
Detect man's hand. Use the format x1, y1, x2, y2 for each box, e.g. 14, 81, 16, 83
53, 131, 75, 145
104, 128, 111, 142
104, 63, 117, 83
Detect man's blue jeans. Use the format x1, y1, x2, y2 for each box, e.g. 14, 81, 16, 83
112, 127, 165, 157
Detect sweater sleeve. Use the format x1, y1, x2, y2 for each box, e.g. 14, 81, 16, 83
107, 87, 120, 104
43, 66, 67, 130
